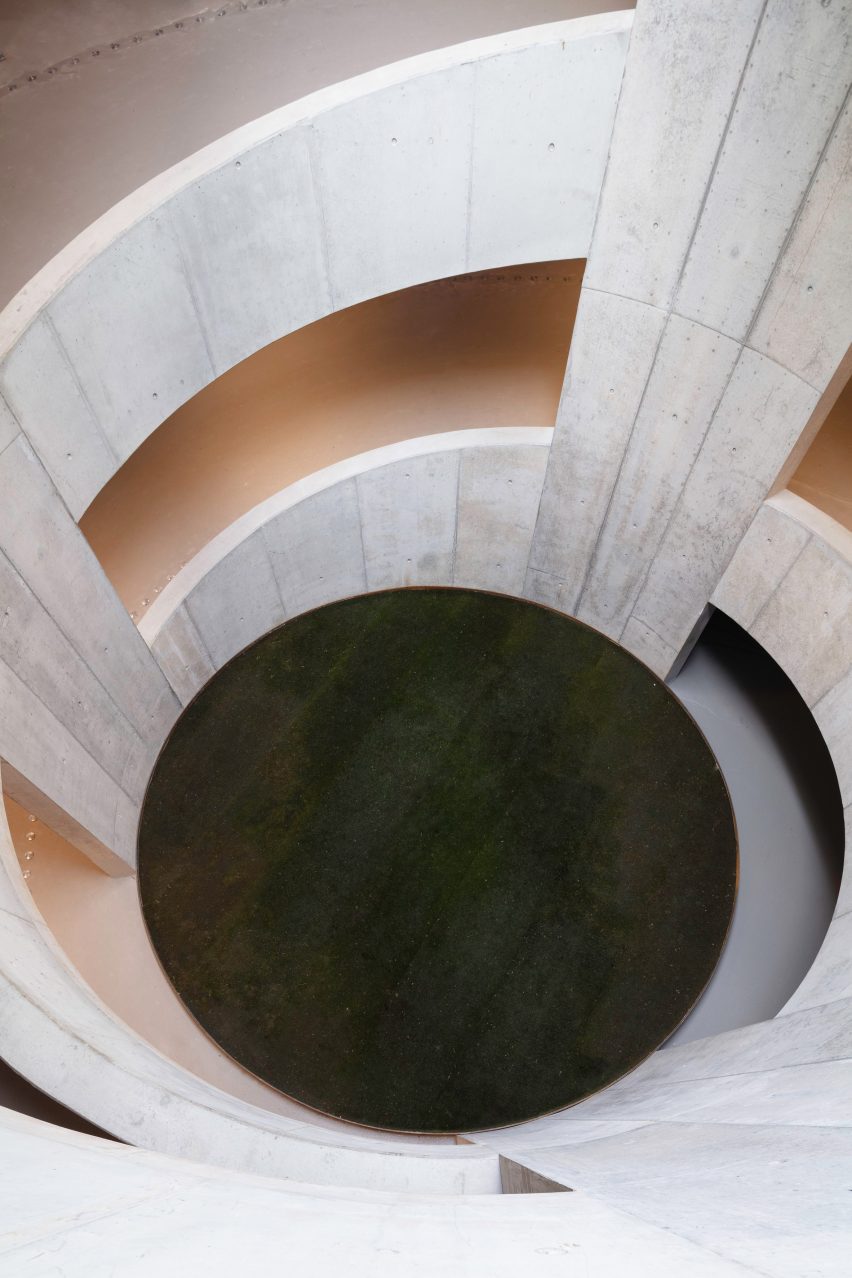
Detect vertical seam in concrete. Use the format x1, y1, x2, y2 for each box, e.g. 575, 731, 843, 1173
463, 61, 479, 273
581, 16, 633, 266
610, 323, 742, 641
258, 526, 289, 620
0, 388, 22, 432
0, 440, 174, 745
814, 667, 852, 719
617, 341, 747, 643
0, 565, 148, 801
574, 304, 669, 617
450, 448, 463, 584
181, 602, 217, 671
0, 425, 21, 462
42, 312, 121, 469
305, 123, 336, 312
746, 534, 813, 635
670, 0, 771, 318
168, 217, 218, 380
743, 81, 852, 354
0, 637, 139, 806
150, 603, 217, 704
352, 476, 369, 592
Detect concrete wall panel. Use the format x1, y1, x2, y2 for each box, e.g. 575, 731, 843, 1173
454, 444, 548, 595
357, 452, 459, 590
674, 0, 852, 342
167, 129, 331, 376
526, 289, 667, 597
576, 316, 740, 639
0, 663, 132, 872
186, 534, 285, 671
0, 437, 179, 748
750, 538, 852, 708
264, 478, 367, 619
47, 217, 215, 463
0, 549, 144, 791
711, 502, 811, 631
150, 604, 215, 707
629, 351, 819, 660
467, 24, 627, 269
814, 670, 852, 811
749, 97, 852, 393
0, 396, 18, 453
0, 317, 116, 519
584, 0, 764, 309
309, 67, 475, 310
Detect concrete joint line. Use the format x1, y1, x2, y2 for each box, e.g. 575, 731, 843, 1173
615, 341, 749, 647
669, 0, 771, 321
744, 533, 813, 639
742, 79, 852, 356
42, 311, 121, 470
462, 62, 479, 273
171, 223, 218, 381
573, 310, 669, 619
305, 124, 336, 314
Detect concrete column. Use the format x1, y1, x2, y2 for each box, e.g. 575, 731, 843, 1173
526, 0, 852, 675
0, 431, 179, 871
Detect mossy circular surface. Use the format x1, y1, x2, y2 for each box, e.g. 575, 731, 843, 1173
139, 588, 736, 1133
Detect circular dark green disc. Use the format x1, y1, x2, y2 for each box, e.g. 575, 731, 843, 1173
139, 588, 736, 1133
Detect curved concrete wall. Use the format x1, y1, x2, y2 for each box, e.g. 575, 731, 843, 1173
0, 431, 551, 1188
712, 490, 852, 988
142, 429, 551, 701
0, 783, 499, 1192
1, 3, 851, 1269
525, 0, 852, 679
0, 15, 630, 874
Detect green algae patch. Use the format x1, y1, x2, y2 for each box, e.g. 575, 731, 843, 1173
139, 589, 736, 1132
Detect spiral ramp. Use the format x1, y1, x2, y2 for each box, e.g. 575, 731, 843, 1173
0, 1, 850, 1273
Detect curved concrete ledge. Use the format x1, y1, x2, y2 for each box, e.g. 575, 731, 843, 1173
142, 427, 551, 693
0, 13, 629, 519
711, 490, 852, 998
0, 14, 629, 875
0, 430, 553, 1190
0, 790, 499, 1193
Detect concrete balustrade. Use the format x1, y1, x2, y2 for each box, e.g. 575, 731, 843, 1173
142, 430, 550, 702
0, 3, 850, 1269
0, 15, 630, 871
0, 430, 551, 1189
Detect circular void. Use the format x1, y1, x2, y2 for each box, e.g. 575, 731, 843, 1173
139, 588, 736, 1133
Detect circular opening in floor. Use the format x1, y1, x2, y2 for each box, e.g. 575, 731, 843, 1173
138, 588, 737, 1133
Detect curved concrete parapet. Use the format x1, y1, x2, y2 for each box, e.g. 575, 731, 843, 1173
711, 490, 852, 998
0, 14, 630, 874
0, 786, 499, 1193
142, 428, 551, 702
0, 431, 551, 1190
0, 13, 628, 519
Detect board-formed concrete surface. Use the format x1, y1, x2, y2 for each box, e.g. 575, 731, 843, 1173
0, 15, 630, 872
526, 0, 852, 678
0, 2, 851, 1271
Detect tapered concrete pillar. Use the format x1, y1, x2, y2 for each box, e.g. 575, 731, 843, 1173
526, 0, 852, 675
